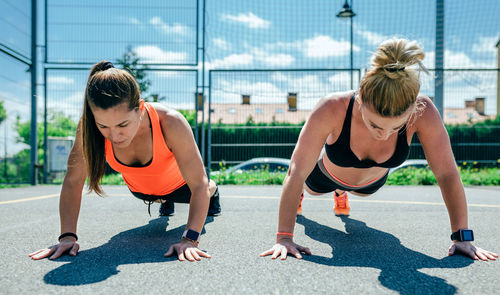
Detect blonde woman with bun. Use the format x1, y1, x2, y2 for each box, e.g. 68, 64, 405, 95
260, 39, 497, 261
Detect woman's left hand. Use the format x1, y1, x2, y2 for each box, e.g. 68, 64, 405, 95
164, 239, 211, 261
448, 242, 498, 261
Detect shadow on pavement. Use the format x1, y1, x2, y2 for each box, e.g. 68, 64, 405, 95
43, 216, 214, 286
296, 215, 472, 295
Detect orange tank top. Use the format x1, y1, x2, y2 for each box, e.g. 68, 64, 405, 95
105, 103, 186, 195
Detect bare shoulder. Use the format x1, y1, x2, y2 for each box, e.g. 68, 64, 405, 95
413, 95, 442, 131
313, 91, 353, 119
149, 102, 187, 128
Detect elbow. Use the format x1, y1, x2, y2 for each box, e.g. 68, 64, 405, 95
434, 170, 461, 186
189, 179, 211, 198
62, 169, 86, 190
286, 162, 309, 183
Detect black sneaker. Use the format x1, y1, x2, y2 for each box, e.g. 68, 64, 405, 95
207, 188, 221, 216
159, 200, 175, 216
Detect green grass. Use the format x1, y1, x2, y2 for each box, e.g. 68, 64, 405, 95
41, 173, 126, 186
0, 183, 30, 189
211, 167, 500, 186
99, 173, 126, 185
1, 167, 498, 188
387, 167, 500, 186
211, 170, 286, 185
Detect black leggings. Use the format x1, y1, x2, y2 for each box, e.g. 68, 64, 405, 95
130, 183, 192, 203
305, 161, 388, 195
130, 184, 192, 215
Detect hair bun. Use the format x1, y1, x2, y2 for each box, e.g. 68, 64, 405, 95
95, 61, 114, 71
90, 60, 114, 77
383, 66, 405, 72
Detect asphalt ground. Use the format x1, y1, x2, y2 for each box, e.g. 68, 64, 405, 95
0, 185, 499, 294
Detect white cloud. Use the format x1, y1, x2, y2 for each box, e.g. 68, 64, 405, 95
153, 71, 180, 78
206, 53, 254, 69
149, 17, 190, 35
251, 48, 294, 66
213, 79, 284, 103
303, 35, 360, 58
270, 73, 335, 95
270, 72, 288, 82
212, 38, 231, 51
47, 91, 84, 119
134, 45, 188, 64
355, 28, 388, 46
328, 72, 353, 88
129, 17, 141, 25
472, 36, 498, 54
259, 54, 294, 66
221, 12, 271, 29
48, 76, 74, 85
424, 50, 490, 69
263, 41, 300, 51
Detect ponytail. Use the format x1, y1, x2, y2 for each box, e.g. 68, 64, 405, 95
82, 60, 140, 195
82, 97, 105, 195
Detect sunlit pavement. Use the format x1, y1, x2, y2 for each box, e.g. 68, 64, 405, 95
1, 185, 499, 294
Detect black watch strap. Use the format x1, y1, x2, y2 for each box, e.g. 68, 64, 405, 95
450, 229, 474, 242
58, 232, 78, 242
182, 229, 200, 242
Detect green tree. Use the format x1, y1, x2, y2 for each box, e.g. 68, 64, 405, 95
15, 111, 77, 146
0, 101, 6, 125
13, 111, 78, 183
117, 46, 153, 100
178, 109, 196, 126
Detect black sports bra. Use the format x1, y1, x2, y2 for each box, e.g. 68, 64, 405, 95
324, 95, 410, 168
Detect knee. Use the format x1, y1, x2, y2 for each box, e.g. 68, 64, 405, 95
208, 179, 217, 196
304, 185, 323, 196
350, 191, 372, 197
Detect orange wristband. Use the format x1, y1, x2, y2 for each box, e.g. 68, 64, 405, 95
277, 232, 294, 237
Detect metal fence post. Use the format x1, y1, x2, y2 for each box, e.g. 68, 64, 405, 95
30, 0, 38, 185
435, 0, 444, 119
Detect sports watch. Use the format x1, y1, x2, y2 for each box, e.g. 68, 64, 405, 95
450, 229, 474, 242
182, 229, 200, 244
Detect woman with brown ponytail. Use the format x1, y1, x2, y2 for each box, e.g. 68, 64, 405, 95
260, 38, 497, 261
29, 61, 221, 262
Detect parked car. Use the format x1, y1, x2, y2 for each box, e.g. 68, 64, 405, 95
213, 157, 290, 175
388, 159, 429, 175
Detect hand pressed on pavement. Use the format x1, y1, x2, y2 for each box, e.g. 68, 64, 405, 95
165, 239, 211, 262
448, 242, 498, 261
260, 237, 311, 260
29, 237, 79, 260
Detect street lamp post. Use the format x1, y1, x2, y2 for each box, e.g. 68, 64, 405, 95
336, 0, 356, 90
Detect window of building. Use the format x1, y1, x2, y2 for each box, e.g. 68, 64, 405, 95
228, 108, 236, 114
275, 108, 283, 114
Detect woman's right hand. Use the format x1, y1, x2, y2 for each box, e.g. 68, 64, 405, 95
259, 237, 311, 260
28, 237, 79, 260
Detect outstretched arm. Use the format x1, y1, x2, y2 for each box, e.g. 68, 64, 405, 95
261, 94, 347, 260
161, 109, 212, 261
29, 121, 87, 260
416, 97, 497, 261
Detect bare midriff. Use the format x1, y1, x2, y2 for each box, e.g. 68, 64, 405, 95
321, 153, 389, 187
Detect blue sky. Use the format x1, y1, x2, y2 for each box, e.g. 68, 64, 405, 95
0, 0, 499, 153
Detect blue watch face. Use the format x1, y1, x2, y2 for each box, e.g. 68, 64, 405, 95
461, 230, 474, 241
186, 229, 200, 241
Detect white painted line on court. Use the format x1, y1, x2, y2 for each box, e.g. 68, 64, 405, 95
1, 193, 499, 209
222, 195, 500, 208
0, 194, 60, 205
